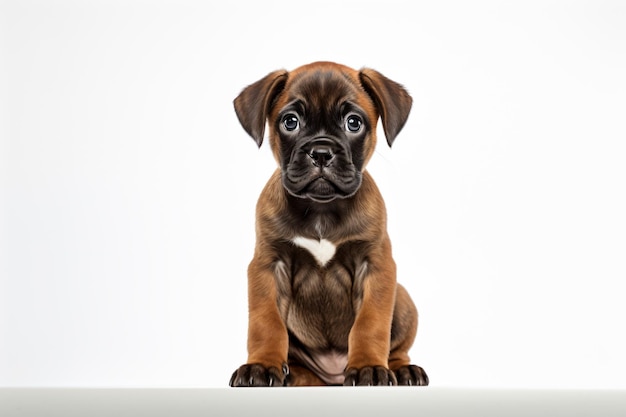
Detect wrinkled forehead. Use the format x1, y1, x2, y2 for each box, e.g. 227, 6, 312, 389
276, 69, 376, 117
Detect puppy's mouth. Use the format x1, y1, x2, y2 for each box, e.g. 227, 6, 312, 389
283, 171, 361, 203
301, 177, 341, 202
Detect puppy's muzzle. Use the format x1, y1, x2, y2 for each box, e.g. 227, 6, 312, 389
283, 137, 361, 203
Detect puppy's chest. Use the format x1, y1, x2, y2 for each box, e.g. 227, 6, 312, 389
274, 238, 368, 348
273, 238, 369, 302
291, 236, 337, 267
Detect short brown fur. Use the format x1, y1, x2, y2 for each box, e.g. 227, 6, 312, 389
230, 62, 428, 386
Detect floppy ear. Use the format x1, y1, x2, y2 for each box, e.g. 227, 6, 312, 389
233, 70, 288, 147
359, 68, 412, 147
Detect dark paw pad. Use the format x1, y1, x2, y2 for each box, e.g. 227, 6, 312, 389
229, 363, 289, 387
394, 365, 429, 386
343, 366, 398, 386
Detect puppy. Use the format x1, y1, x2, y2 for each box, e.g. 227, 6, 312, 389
229, 61, 428, 386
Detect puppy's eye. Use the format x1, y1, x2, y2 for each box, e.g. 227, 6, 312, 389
345, 115, 362, 132
282, 114, 299, 131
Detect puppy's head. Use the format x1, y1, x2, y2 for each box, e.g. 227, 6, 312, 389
234, 61, 412, 203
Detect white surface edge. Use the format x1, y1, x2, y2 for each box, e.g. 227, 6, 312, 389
1, 387, 626, 417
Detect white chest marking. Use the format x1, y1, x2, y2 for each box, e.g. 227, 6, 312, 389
292, 236, 336, 266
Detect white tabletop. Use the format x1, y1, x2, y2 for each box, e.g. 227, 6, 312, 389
1, 387, 625, 417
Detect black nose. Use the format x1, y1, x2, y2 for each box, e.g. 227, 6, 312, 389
308, 145, 335, 167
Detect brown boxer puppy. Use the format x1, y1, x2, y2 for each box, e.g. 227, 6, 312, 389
229, 61, 428, 387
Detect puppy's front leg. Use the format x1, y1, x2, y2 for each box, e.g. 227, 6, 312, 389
229, 257, 289, 387
344, 239, 398, 386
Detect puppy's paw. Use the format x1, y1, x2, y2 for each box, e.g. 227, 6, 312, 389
229, 363, 289, 387
394, 365, 429, 386
343, 366, 398, 386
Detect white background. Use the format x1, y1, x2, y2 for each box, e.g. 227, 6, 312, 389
1, 0, 625, 389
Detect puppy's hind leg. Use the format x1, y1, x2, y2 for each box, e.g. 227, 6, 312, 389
285, 363, 327, 386
388, 284, 429, 386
